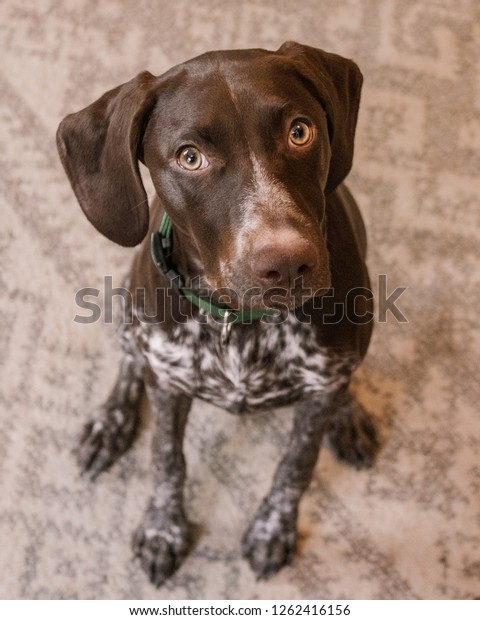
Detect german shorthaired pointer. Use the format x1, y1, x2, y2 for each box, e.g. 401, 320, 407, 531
57, 41, 380, 586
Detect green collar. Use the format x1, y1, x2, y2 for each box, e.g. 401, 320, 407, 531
151, 213, 275, 327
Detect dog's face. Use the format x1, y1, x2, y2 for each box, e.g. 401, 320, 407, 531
144, 52, 333, 310
57, 42, 362, 311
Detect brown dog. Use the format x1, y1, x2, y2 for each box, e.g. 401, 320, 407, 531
57, 41, 379, 586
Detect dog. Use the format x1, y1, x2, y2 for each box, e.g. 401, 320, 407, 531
57, 41, 380, 587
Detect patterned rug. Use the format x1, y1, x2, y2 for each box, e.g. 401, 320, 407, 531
1, 0, 479, 600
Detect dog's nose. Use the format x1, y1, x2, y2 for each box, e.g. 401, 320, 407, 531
250, 231, 318, 288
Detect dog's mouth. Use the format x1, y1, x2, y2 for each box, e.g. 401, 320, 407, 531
208, 273, 331, 314
249, 280, 330, 312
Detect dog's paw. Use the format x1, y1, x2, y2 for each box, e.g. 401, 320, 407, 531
133, 508, 191, 588
242, 500, 297, 580
327, 399, 380, 469
76, 404, 139, 478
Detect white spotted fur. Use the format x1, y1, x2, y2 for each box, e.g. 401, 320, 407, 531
135, 313, 356, 414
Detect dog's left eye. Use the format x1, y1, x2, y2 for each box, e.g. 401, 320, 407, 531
288, 120, 313, 146
177, 146, 209, 171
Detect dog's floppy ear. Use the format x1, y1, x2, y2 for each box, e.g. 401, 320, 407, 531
278, 41, 363, 195
56, 71, 159, 246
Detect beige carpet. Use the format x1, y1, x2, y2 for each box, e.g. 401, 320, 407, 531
1, 0, 479, 600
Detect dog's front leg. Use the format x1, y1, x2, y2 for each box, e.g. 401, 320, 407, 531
133, 366, 192, 587
243, 383, 380, 579
242, 397, 331, 579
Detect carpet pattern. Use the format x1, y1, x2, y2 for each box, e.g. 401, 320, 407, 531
0, 0, 479, 599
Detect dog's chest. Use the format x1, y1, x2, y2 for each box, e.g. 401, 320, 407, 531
138, 315, 350, 414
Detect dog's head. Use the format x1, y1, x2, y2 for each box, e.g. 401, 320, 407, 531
57, 42, 362, 310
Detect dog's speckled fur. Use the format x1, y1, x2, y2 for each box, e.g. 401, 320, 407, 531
139, 313, 357, 413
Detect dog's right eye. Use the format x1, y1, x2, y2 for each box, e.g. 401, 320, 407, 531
177, 146, 209, 171
288, 120, 313, 147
